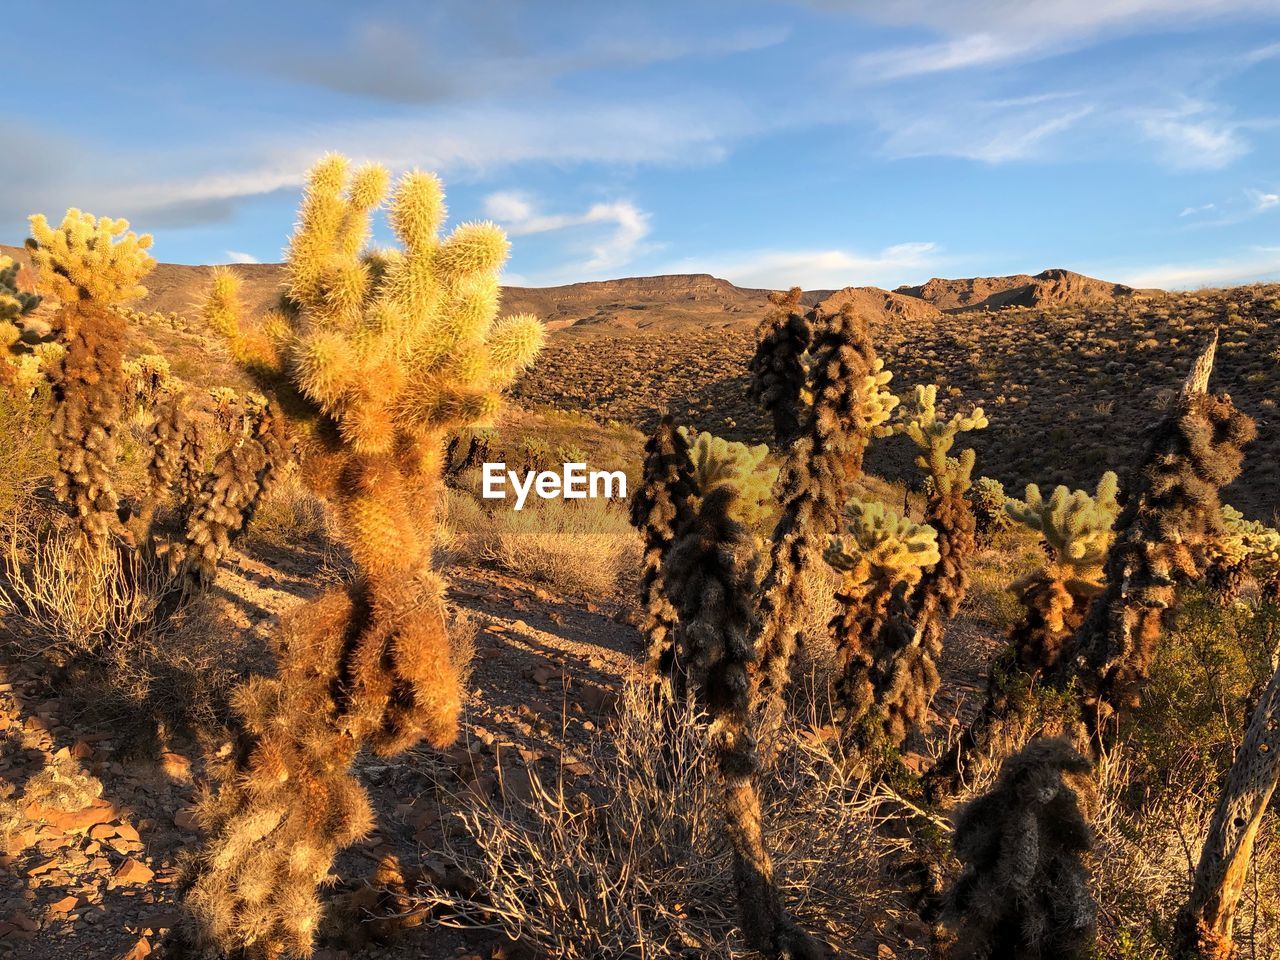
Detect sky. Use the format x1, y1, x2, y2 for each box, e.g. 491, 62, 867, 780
4, 0, 1280, 290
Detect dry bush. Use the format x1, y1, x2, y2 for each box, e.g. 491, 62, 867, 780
0, 506, 257, 739
0, 510, 170, 664
240, 465, 332, 550
444, 489, 640, 598
414, 682, 905, 958
0, 387, 53, 520
1087, 590, 1280, 959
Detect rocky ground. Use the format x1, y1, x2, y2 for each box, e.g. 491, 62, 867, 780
0, 518, 1007, 960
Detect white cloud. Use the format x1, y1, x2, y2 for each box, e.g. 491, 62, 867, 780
1114, 247, 1280, 288
3, 97, 753, 235
877, 100, 1094, 162
484, 192, 653, 275
224, 250, 260, 264
1248, 189, 1280, 211
663, 241, 945, 290
1139, 106, 1249, 170
1179, 203, 1217, 216
832, 0, 1278, 79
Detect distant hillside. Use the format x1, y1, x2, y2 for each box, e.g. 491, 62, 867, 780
896, 268, 1150, 313
5, 243, 1145, 336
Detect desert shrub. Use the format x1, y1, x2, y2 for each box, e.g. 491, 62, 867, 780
1079, 588, 1280, 957
0, 385, 53, 520
416, 682, 899, 959
0, 509, 168, 664
240, 465, 332, 550
447, 488, 639, 598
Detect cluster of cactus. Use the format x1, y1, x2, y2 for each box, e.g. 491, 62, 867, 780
824, 499, 940, 732
678, 426, 778, 531
178, 154, 543, 959
938, 737, 1098, 960
967, 476, 1010, 547
122, 353, 176, 413
842, 384, 987, 751
25, 210, 157, 547
1207, 505, 1280, 600
1005, 472, 1120, 672
632, 294, 888, 958
1066, 333, 1255, 738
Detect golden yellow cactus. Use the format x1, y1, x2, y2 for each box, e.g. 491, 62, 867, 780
678, 426, 778, 530
223, 154, 543, 454
25, 209, 155, 307
825, 498, 940, 595
898, 383, 988, 496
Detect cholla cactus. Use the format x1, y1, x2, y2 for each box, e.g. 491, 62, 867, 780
899, 384, 987, 498
177, 393, 285, 587
754, 301, 887, 733
748, 287, 811, 446
968, 476, 1009, 547
1005, 472, 1120, 671
632, 416, 697, 698
25, 209, 156, 547
926, 474, 1120, 801
939, 737, 1098, 960
678, 426, 778, 530
26, 210, 155, 306
663, 481, 824, 960
1208, 505, 1280, 600
824, 499, 940, 732
1067, 334, 1255, 739
180, 154, 544, 959
0, 254, 39, 324
122, 353, 176, 412
847, 385, 988, 752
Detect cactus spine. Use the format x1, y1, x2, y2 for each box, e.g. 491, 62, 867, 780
178, 154, 543, 958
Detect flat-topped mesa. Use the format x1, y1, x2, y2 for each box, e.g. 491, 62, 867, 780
896, 267, 1146, 313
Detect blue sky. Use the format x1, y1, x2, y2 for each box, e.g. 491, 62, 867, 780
4, 0, 1279, 289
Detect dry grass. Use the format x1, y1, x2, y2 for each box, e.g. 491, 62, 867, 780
442, 488, 640, 599
413, 681, 907, 958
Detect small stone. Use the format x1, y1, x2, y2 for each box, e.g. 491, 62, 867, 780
113, 858, 154, 886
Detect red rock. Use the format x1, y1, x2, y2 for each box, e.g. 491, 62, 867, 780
159, 752, 191, 780
70, 740, 95, 760
114, 822, 141, 843
89, 823, 117, 841
172, 809, 199, 831
117, 936, 152, 959
113, 857, 155, 885
35, 801, 118, 832
49, 896, 80, 914
6, 910, 37, 932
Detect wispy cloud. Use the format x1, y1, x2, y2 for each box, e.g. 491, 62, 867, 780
876, 97, 1095, 162
1113, 246, 1280, 288
260, 13, 788, 104
1180, 202, 1218, 216
483, 191, 654, 275
1138, 102, 1250, 169
1248, 188, 1280, 211
2, 97, 757, 234
831, 0, 1279, 79
225, 250, 260, 264
663, 241, 945, 290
